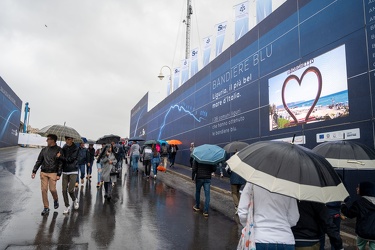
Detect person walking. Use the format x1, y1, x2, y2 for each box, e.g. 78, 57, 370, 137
189, 142, 194, 168
225, 165, 246, 214
169, 144, 178, 168
75, 142, 89, 187
192, 160, 216, 217
292, 200, 343, 250
31, 134, 63, 216
95, 143, 107, 188
341, 181, 375, 250
238, 182, 300, 249
160, 143, 169, 170
100, 146, 117, 201
86, 143, 95, 181
151, 147, 161, 179
142, 145, 153, 178
130, 141, 141, 172
59, 136, 79, 214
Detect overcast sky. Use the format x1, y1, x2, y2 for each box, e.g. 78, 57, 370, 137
0, 0, 283, 141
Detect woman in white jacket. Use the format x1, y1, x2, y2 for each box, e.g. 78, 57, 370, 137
238, 182, 300, 250
100, 146, 117, 201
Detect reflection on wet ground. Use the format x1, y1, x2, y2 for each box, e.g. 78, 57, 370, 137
0, 148, 239, 249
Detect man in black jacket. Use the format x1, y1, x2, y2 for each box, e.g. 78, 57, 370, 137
31, 134, 63, 216
192, 160, 216, 217
292, 200, 343, 250
59, 136, 79, 214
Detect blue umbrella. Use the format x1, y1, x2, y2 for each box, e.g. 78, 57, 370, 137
158, 140, 168, 145
192, 144, 226, 165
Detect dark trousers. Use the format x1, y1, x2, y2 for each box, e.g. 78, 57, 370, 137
143, 159, 151, 176
62, 174, 77, 207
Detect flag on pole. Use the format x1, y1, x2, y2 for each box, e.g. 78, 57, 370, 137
173, 67, 180, 91
215, 21, 227, 57
181, 59, 189, 84
202, 36, 212, 67
256, 0, 272, 24
190, 48, 199, 77
234, 1, 249, 41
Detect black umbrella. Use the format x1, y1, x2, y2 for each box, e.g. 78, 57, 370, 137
96, 134, 121, 144
226, 141, 349, 203
223, 141, 249, 153
312, 140, 375, 169
144, 139, 158, 145
128, 136, 145, 141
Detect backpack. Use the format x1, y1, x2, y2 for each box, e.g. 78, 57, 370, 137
161, 145, 168, 155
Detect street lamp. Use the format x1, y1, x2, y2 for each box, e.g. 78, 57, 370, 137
158, 65, 173, 93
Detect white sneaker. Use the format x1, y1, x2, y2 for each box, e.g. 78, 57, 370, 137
74, 199, 79, 210
154, 175, 156, 179
63, 206, 70, 214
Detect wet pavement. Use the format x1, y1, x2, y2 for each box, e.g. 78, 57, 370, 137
0, 147, 240, 249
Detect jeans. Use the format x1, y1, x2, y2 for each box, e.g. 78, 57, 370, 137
104, 182, 112, 197
97, 161, 102, 183
257, 243, 295, 250
131, 154, 140, 171
195, 179, 211, 213
152, 161, 159, 175
76, 164, 86, 182
87, 161, 93, 175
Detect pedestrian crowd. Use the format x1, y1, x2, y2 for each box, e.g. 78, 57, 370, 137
31, 135, 375, 250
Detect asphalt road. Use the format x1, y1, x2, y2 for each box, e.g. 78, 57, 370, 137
0, 147, 240, 249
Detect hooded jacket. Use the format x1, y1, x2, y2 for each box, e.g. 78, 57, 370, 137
60, 143, 78, 173
32, 145, 63, 176
341, 196, 375, 240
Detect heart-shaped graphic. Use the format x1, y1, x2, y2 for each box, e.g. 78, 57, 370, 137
281, 66, 322, 126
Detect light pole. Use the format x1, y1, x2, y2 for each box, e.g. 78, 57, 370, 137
158, 65, 173, 94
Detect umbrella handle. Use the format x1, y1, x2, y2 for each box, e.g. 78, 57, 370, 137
346, 160, 365, 165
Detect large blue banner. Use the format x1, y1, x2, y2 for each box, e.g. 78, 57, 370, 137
130, 0, 375, 184
0, 76, 22, 148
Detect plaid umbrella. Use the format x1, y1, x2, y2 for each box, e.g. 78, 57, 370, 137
38, 124, 82, 142
226, 140, 349, 203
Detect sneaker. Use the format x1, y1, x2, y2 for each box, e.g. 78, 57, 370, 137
74, 199, 79, 210
96, 182, 100, 188
154, 175, 157, 179
220, 173, 223, 178
193, 206, 200, 212
81, 179, 84, 185
203, 212, 209, 217
54, 200, 59, 209
75, 182, 79, 187
211, 173, 215, 177
112, 182, 115, 187
41, 208, 50, 216
63, 206, 70, 214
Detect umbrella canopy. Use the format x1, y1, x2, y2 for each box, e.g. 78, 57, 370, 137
144, 139, 158, 145
38, 124, 82, 142
192, 144, 226, 165
86, 139, 96, 145
223, 141, 249, 153
128, 136, 145, 141
167, 139, 182, 145
312, 140, 375, 169
226, 141, 349, 203
158, 140, 168, 145
96, 134, 121, 144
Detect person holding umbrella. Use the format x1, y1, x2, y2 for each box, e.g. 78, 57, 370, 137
31, 134, 63, 216
341, 181, 375, 250
59, 136, 80, 214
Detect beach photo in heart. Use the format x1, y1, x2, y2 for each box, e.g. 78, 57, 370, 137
268, 45, 349, 131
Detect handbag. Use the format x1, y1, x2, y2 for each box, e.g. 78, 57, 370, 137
237, 185, 256, 250
157, 164, 166, 172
